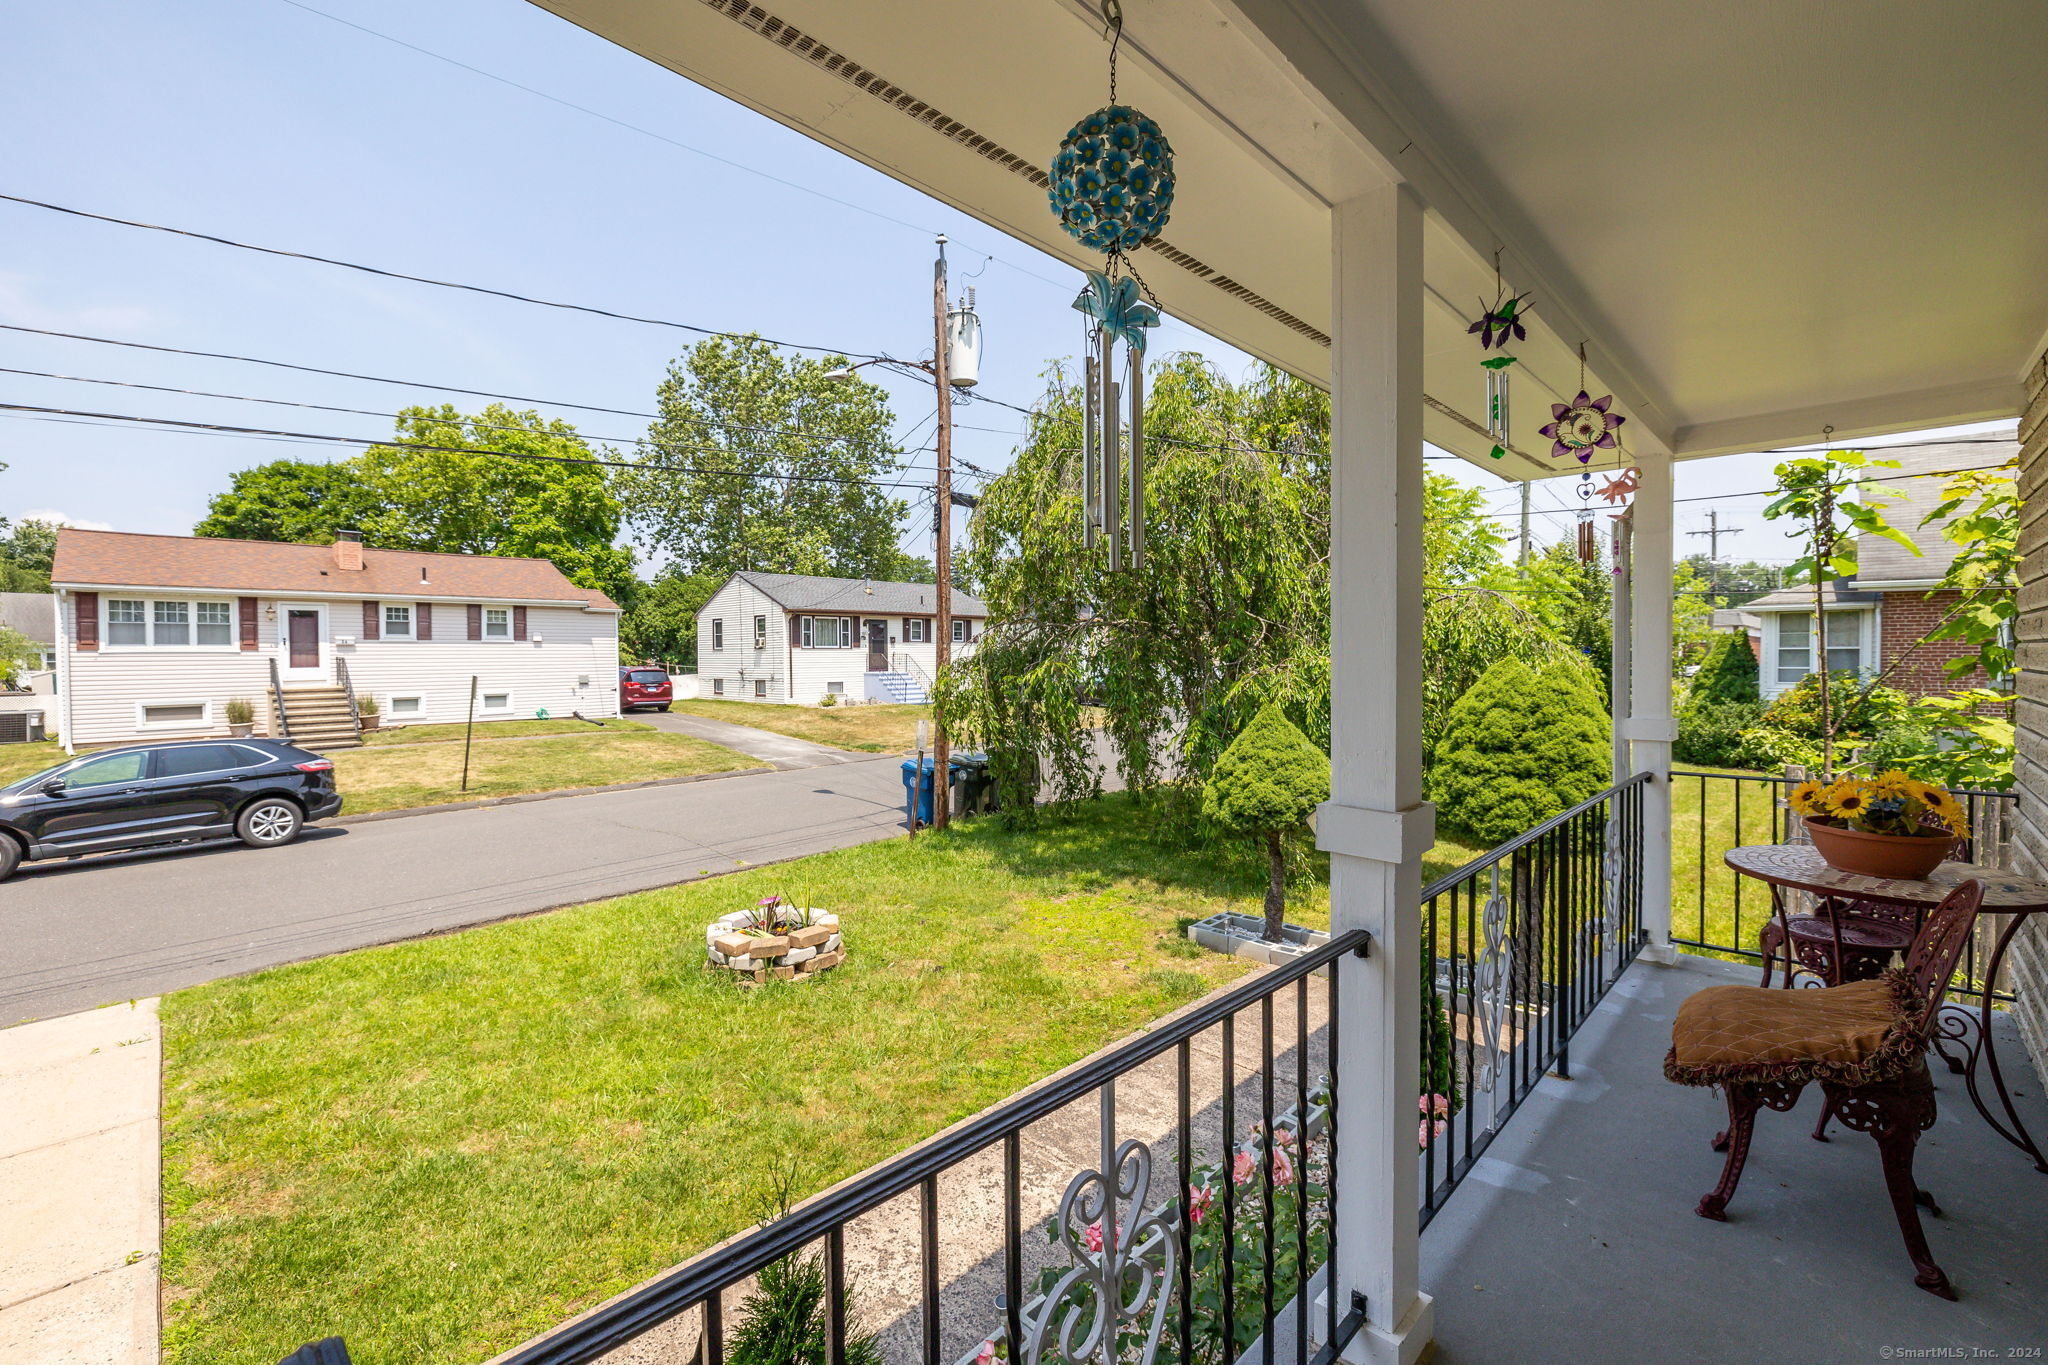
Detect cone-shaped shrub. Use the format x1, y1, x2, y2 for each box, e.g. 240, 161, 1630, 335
1689, 631, 1759, 706
1431, 657, 1611, 847
1202, 704, 1331, 942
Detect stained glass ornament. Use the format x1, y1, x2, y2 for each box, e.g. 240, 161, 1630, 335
1541, 390, 1626, 464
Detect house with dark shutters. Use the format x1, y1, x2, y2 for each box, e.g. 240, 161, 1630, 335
48, 528, 620, 750
694, 571, 984, 705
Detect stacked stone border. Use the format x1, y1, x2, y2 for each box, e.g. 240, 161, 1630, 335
707, 909, 845, 984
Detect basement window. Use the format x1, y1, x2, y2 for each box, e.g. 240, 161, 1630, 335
480, 691, 511, 713
138, 701, 210, 728
712, 678, 726, 696
388, 696, 423, 717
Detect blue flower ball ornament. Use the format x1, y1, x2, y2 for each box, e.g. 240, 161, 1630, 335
1049, 104, 1174, 255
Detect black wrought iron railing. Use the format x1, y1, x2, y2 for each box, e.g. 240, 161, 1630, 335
1417, 774, 1648, 1226
1671, 769, 2018, 1005
489, 931, 1373, 1365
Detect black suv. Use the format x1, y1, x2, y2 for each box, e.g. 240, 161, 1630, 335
0, 738, 344, 880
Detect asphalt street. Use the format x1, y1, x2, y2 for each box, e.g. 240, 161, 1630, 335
0, 756, 912, 1026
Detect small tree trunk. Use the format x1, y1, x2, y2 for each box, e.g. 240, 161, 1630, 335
1263, 829, 1287, 943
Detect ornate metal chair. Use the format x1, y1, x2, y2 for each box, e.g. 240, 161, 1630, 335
1665, 879, 1985, 1298
1757, 895, 1919, 989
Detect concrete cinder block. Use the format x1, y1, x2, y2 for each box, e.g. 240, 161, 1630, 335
784, 946, 818, 965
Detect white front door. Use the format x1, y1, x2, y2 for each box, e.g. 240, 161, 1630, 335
279, 603, 327, 682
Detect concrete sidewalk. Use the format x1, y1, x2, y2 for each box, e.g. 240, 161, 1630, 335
0, 1000, 160, 1365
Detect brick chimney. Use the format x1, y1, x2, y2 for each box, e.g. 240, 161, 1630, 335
334, 530, 365, 571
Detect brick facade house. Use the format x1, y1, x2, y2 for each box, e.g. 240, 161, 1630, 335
1729, 438, 2014, 701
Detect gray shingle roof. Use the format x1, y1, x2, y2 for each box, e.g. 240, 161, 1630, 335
0, 592, 54, 644
733, 572, 986, 616
1740, 582, 1880, 611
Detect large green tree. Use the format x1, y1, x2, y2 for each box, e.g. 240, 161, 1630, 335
1432, 656, 1611, 846
620, 570, 721, 667
941, 353, 1562, 809
356, 405, 636, 605
618, 336, 907, 579
195, 407, 637, 607
195, 460, 377, 544
0, 517, 58, 593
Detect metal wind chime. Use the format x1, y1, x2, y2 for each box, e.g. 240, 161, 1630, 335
1540, 342, 1629, 562
1048, 0, 1172, 570
1468, 253, 1531, 462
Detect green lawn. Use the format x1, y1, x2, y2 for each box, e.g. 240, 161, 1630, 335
671, 698, 930, 752
0, 738, 65, 787
1669, 765, 1783, 963
329, 729, 754, 814
159, 795, 1313, 1365
361, 717, 652, 746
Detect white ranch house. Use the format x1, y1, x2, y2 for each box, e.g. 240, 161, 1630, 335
694, 571, 984, 706
49, 528, 621, 750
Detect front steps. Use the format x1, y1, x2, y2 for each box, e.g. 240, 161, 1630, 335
276, 685, 363, 750
866, 671, 928, 705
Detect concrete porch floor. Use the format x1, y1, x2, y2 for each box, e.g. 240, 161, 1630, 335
1420, 952, 2048, 1362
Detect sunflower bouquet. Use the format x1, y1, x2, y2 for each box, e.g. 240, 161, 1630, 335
1789, 770, 1970, 840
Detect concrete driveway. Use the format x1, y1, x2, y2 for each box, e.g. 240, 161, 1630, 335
0, 758, 912, 1027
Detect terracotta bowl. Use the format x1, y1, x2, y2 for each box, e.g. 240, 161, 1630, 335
1804, 817, 1959, 881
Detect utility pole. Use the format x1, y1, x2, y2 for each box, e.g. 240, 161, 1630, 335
1518, 481, 1532, 565
931, 235, 954, 830
1686, 508, 1742, 598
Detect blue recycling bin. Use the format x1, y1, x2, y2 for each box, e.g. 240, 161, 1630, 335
900, 755, 986, 826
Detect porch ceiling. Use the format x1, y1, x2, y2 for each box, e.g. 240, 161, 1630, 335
530, 0, 2048, 476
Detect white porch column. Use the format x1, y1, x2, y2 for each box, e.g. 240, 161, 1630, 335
1316, 182, 1435, 1363
1628, 447, 1677, 961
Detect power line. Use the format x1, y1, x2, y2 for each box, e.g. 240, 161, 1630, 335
0, 401, 926, 491
0, 323, 938, 455
0, 191, 885, 358
0, 365, 964, 476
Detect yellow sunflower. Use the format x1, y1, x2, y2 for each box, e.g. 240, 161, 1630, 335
1829, 783, 1869, 818
1788, 780, 1825, 817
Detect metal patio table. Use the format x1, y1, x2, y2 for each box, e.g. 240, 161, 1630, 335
1726, 842, 2048, 1173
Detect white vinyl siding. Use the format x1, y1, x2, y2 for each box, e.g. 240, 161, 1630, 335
60, 594, 621, 746
694, 578, 786, 701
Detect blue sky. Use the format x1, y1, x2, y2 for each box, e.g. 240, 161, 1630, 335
0, 0, 2012, 572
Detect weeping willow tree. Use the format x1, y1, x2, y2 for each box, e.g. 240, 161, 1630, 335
939, 352, 1565, 813
939, 354, 1328, 808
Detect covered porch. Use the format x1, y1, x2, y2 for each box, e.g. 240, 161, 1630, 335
485, 2, 2047, 1361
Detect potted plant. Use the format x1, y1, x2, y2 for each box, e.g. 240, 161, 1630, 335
1790, 770, 1969, 879
356, 695, 380, 732
223, 697, 256, 737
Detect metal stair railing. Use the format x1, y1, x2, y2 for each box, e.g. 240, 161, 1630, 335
334, 655, 364, 741
267, 656, 293, 743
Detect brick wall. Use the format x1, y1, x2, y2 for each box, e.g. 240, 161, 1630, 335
1879, 589, 1991, 697
2006, 336, 2048, 1074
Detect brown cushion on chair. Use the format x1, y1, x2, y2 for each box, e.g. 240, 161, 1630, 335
1664, 971, 1922, 1089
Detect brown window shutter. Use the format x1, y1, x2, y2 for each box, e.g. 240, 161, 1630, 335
416, 603, 433, 641
75, 592, 99, 652
362, 600, 380, 640
513, 605, 528, 641
467, 604, 482, 641
238, 597, 259, 650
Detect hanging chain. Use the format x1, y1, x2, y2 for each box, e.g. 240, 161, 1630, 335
1103, 0, 1124, 102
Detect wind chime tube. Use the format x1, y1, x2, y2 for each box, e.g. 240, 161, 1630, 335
1082, 353, 1100, 548
1126, 348, 1144, 569
1104, 372, 1123, 572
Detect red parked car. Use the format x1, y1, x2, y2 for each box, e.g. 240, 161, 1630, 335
619, 665, 673, 712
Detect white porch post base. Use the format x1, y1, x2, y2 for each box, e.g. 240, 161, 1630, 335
1314, 1286, 1436, 1365
1323, 181, 1432, 1360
